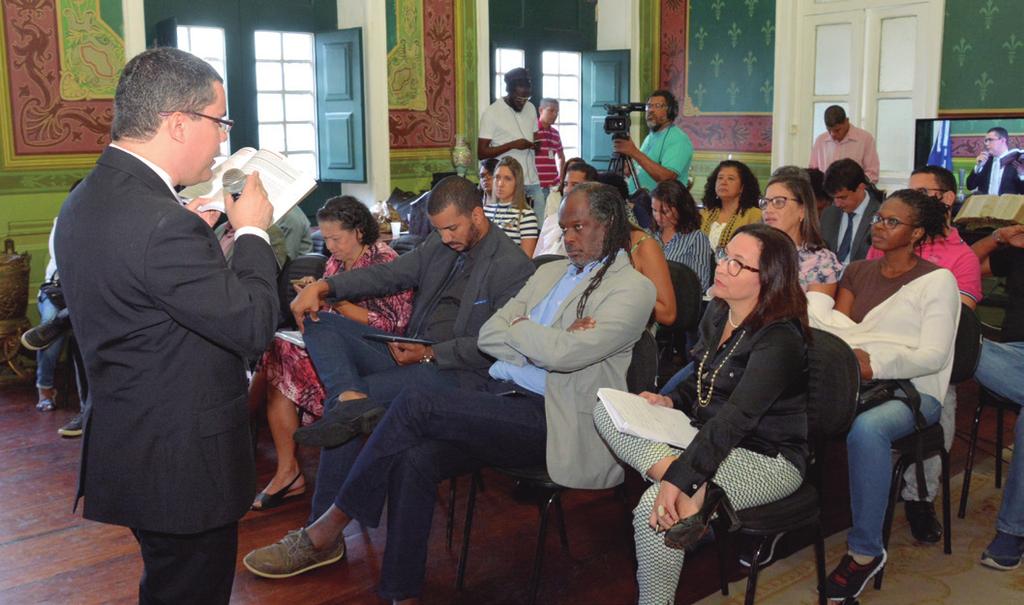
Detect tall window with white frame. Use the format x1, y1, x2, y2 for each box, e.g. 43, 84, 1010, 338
176, 25, 230, 161
254, 31, 319, 178
493, 47, 525, 101
541, 50, 581, 160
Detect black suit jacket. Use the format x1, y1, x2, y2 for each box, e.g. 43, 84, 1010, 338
55, 147, 280, 534
324, 226, 534, 379
820, 194, 882, 263
966, 155, 1024, 195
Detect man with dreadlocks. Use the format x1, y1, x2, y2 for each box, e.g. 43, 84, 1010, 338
254, 182, 655, 602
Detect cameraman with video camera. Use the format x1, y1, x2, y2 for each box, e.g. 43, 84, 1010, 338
612, 89, 694, 194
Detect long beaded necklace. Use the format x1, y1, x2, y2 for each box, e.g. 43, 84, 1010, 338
695, 324, 746, 408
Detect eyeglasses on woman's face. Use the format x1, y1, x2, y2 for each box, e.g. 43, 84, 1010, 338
870, 213, 916, 230
757, 196, 798, 210
715, 248, 760, 277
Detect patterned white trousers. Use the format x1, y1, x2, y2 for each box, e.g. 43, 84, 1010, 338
594, 403, 803, 604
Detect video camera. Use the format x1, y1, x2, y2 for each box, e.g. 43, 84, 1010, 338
603, 102, 647, 140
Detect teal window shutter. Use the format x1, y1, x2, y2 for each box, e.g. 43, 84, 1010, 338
316, 28, 365, 182
581, 50, 630, 170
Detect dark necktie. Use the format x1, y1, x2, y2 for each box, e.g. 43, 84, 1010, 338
409, 253, 466, 338
836, 212, 856, 262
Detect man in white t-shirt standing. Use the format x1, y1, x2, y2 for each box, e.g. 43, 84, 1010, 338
477, 67, 546, 217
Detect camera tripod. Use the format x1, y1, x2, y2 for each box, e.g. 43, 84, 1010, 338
607, 149, 643, 193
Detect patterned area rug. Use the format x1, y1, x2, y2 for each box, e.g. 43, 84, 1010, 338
695, 457, 1023, 604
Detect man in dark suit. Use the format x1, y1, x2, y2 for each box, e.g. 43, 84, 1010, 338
966, 127, 1024, 195
242, 176, 536, 580
55, 48, 280, 604
820, 158, 882, 264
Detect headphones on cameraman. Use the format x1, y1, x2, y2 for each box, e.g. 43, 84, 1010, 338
650, 89, 679, 122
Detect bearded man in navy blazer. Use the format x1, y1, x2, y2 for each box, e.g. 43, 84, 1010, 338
55, 48, 280, 604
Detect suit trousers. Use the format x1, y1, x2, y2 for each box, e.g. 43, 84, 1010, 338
336, 382, 547, 600
132, 521, 238, 605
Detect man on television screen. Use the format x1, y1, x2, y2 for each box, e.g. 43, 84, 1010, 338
966, 127, 1024, 195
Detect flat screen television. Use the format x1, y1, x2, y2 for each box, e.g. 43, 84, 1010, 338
914, 117, 1024, 194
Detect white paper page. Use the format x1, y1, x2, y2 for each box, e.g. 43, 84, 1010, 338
180, 147, 258, 202
597, 388, 699, 450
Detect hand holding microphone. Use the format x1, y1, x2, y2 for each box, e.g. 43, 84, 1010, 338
976, 150, 990, 167
223, 168, 273, 231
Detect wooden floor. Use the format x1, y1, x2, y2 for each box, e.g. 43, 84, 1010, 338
0, 375, 1012, 605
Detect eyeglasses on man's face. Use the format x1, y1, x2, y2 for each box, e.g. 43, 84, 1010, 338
645, 102, 668, 111
757, 196, 798, 210
161, 110, 234, 133
715, 248, 760, 277
870, 214, 915, 230
912, 187, 948, 199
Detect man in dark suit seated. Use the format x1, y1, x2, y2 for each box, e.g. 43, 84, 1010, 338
820, 158, 882, 264
55, 48, 280, 604
965, 127, 1024, 195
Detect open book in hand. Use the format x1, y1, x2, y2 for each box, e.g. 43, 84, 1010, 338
179, 147, 317, 224
597, 388, 699, 450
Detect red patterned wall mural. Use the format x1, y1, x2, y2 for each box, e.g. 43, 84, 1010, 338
388, 0, 456, 150
3, 0, 117, 157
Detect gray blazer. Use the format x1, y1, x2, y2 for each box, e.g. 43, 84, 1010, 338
820, 195, 881, 263
325, 226, 534, 377
478, 254, 656, 489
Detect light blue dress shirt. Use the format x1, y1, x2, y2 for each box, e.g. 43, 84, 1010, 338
488, 257, 603, 395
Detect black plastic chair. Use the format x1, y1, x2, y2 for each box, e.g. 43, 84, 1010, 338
958, 385, 1020, 518
454, 332, 657, 605
709, 328, 861, 605
276, 253, 326, 329
872, 303, 982, 589
656, 261, 703, 382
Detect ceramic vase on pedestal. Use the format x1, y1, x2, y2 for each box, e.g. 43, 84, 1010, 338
451, 134, 471, 177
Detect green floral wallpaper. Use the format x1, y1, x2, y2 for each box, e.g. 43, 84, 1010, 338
940, 0, 1024, 112
685, 0, 775, 114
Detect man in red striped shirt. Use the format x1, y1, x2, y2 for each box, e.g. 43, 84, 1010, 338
535, 98, 565, 213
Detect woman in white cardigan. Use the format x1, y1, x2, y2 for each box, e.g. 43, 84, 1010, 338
807, 190, 959, 601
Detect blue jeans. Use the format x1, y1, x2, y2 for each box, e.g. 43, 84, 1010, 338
35, 293, 66, 390
846, 394, 942, 557
301, 313, 458, 521
974, 339, 1024, 536
336, 382, 547, 600
524, 183, 545, 221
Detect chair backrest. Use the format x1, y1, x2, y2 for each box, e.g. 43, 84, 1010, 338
277, 253, 327, 328
805, 328, 860, 439
626, 330, 658, 394
950, 303, 982, 385
662, 260, 703, 334
533, 254, 566, 268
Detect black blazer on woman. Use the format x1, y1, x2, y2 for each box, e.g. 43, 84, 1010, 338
664, 302, 809, 495
55, 147, 280, 534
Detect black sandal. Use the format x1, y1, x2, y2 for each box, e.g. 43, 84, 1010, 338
252, 473, 306, 511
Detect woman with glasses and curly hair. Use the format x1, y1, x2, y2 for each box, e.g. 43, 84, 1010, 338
700, 160, 763, 250
809, 190, 959, 601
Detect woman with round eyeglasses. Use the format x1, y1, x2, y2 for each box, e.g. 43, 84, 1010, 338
807, 190, 960, 601
759, 174, 843, 298
595, 224, 810, 605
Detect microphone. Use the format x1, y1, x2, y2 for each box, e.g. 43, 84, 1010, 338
222, 168, 247, 200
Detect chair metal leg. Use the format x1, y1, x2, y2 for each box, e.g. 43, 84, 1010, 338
875, 457, 906, 590
941, 449, 952, 555
996, 406, 1005, 488
715, 524, 730, 596
446, 477, 457, 551
744, 536, 768, 605
814, 524, 827, 605
527, 493, 557, 605
455, 474, 479, 591
552, 492, 570, 553
959, 399, 986, 518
